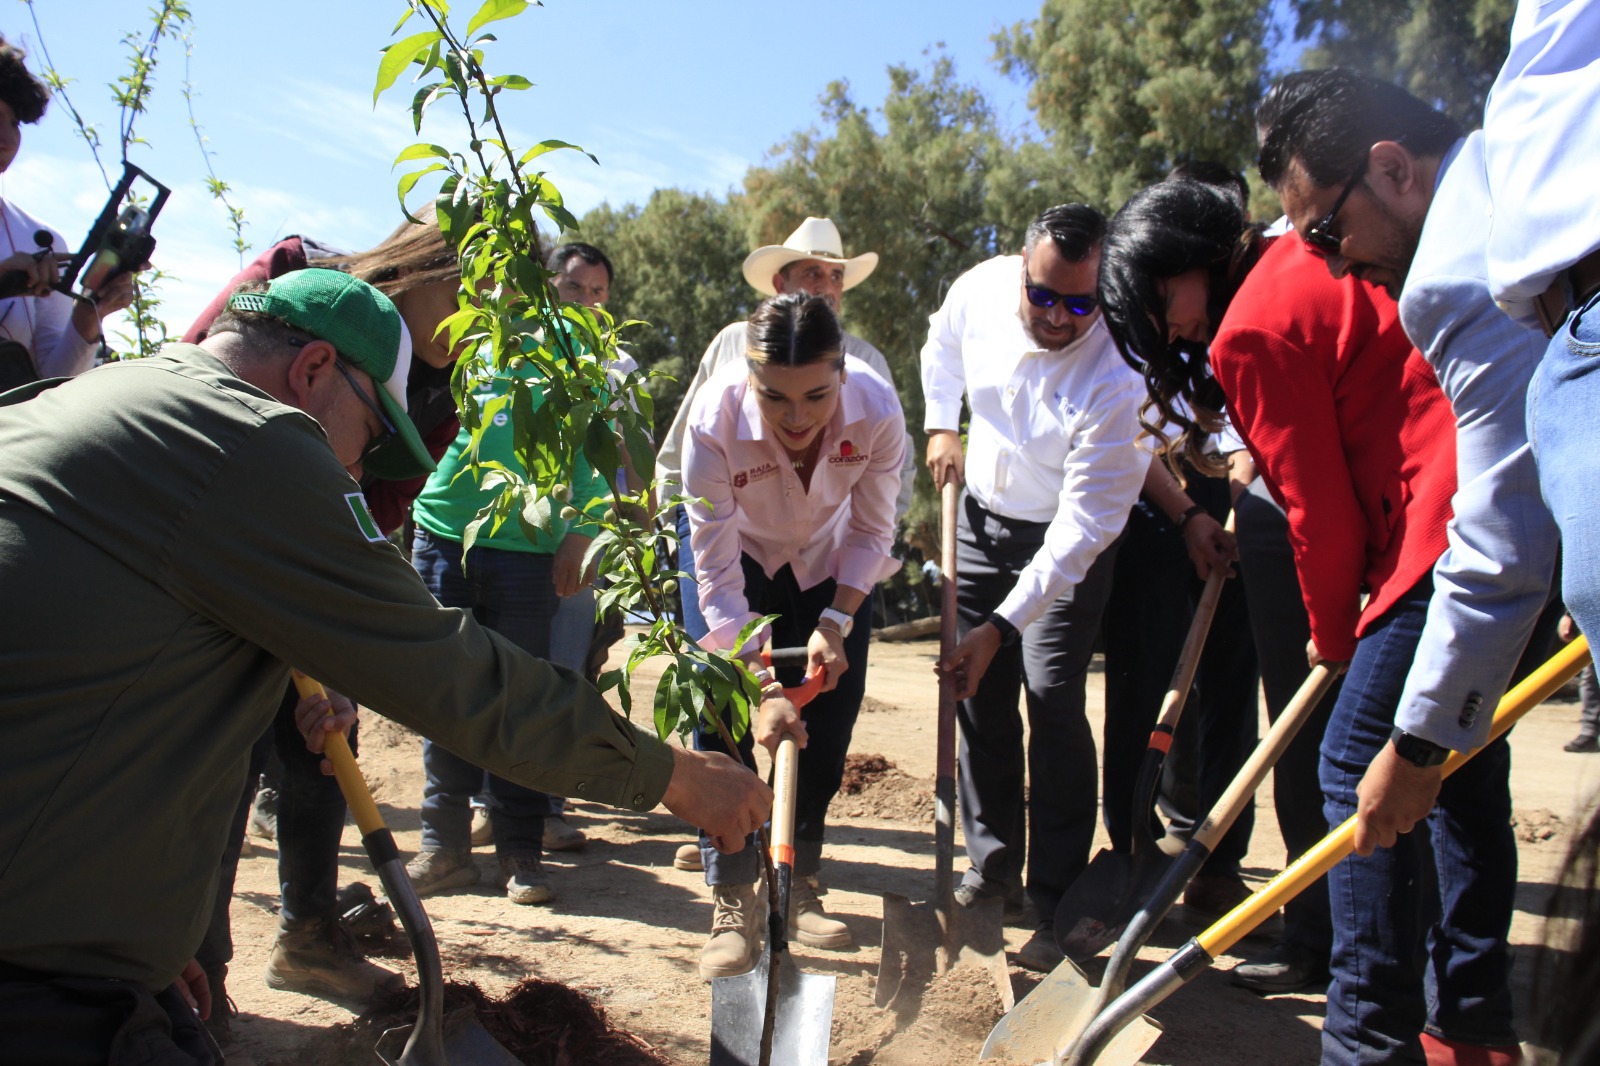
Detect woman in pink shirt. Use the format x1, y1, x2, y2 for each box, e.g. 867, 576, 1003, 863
680, 292, 904, 978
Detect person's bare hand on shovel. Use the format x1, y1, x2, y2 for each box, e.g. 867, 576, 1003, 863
292, 685, 359, 776
939, 620, 1003, 700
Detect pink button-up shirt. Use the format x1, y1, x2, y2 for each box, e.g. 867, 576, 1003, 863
682, 355, 906, 652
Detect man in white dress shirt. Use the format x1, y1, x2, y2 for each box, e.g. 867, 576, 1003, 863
921, 203, 1147, 972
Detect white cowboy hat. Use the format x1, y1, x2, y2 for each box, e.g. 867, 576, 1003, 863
741, 216, 879, 296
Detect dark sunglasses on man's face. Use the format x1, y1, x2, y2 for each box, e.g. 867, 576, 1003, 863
1024, 272, 1098, 316
333, 359, 398, 458
1303, 154, 1370, 258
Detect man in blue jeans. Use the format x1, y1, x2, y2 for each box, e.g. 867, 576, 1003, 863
1260, 70, 1561, 1063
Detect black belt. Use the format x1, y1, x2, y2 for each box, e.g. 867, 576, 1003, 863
1534, 246, 1600, 337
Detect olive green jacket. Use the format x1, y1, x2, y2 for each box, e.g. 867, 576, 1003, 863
0, 345, 673, 989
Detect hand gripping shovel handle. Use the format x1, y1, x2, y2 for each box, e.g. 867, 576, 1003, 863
1063, 635, 1592, 1066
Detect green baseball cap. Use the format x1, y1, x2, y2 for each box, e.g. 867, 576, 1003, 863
227, 268, 436, 479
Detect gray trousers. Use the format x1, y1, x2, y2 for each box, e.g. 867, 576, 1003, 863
954, 491, 1120, 919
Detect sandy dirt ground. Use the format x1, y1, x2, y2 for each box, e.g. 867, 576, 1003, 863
214, 635, 1600, 1065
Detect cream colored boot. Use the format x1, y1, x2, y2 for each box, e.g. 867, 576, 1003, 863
698, 882, 760, 980
789, 874, 851, 949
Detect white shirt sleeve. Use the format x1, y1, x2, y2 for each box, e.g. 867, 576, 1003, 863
845, 334, 916, 522
654, 323, 742, 495
995, 376, 1149, 630
919, 279, 970, 432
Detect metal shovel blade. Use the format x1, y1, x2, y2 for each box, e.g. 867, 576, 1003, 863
877, 891, 1013, 1015
711, 942, 836, 1066
981, 957, 1162, 1064
1054, 844, 1171, 963
374, 1007, 523, 1066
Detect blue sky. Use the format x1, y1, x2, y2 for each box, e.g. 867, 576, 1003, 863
7, 1, 1048, 337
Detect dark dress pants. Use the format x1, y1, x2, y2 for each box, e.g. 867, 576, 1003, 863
686, 555, 872, 885
1102, 478, 1258, 874
1234, 478, 1339, 958
953, 491, 1119, 919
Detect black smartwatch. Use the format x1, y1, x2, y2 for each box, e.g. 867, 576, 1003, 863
985, 612, 1021, 647
1390, 727, 1450, 768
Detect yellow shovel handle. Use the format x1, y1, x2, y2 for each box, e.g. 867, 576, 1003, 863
1197, 635, 1590, 958
289, 670, 386, 837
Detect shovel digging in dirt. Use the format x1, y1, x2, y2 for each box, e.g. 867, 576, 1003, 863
1046, 636, 1591, 1066
710, 665, 835, 1066
291, 672, 519, 1066
981, 662, 1341, 1064
876, 481, 1012, 1019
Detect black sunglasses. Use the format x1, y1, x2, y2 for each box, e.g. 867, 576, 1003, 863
1303, 153, 1370, 258
333, 359, 398, 458
1024, 271, 1098, 316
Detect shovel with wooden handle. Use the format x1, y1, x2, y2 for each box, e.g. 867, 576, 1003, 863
982, 662, 1341, 1063
1057, 635, 1591, 1066
1053, 530, 1231, 966
290, 672, 519, 1066
876, 480, 1012, 1018
710, 663, 835, 1066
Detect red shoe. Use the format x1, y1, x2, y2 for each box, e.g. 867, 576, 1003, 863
1419, 1032, 1522, 1066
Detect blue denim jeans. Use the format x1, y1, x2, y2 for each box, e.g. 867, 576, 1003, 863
412, 529, 560, 857
1320, 577, 1517, 1063
1531, 289, 1600, 639
679, 530, 872, 885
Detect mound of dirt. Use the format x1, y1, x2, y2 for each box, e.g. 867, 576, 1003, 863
1514, 808, 1566, 844
859, 964, 1012, 1065
283, 979, 671, 1066
829, 754, 934, 824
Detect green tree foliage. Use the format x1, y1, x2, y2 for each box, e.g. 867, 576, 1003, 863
1288, 0, 1514, 126
993, 0, 1271, 211
572, 189, 752, 434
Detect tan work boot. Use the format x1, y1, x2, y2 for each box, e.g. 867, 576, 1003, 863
405, 848, 479, 897
542, 815, 587, 852
264, 917, 404, 1006
699, 882, 761, 980
673, 842, 704, 871
469, 806, 492, 847
789, 875, 851, 949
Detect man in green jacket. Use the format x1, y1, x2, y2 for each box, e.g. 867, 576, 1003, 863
0, 269, 768, 1063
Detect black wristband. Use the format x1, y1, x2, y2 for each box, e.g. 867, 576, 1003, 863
985, 612, 1021, 647
1174, 504, 1206, 531
1390, 727, 1450, 768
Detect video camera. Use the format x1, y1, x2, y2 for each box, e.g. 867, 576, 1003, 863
0, 162, 169, 303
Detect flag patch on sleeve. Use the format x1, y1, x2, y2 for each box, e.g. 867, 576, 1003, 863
345, 492, 386, 543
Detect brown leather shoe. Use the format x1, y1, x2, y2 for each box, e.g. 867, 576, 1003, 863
1182, 872, 1252, 918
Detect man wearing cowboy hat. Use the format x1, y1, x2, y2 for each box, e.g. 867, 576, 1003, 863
655, 216, 915, 516
654, 216, 914, 974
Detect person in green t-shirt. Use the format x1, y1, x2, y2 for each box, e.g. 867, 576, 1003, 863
406, 349, 610, 905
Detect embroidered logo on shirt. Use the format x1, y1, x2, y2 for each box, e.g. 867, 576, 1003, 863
828, 439, 867, 465
345, 492, 386, 544
734, 463, 781, 488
